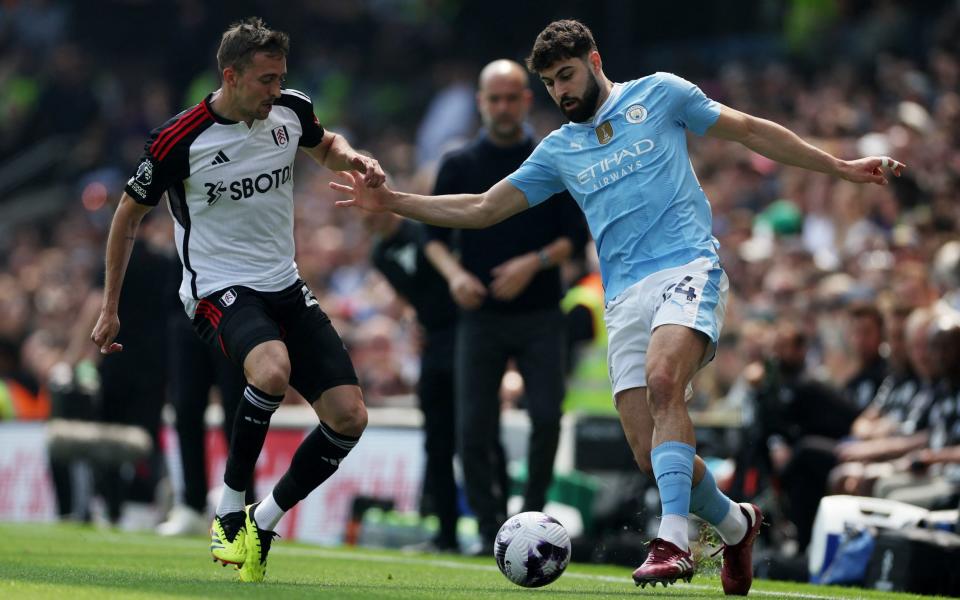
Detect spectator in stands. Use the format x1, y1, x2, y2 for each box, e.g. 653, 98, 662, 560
830, 307, 941, 495
848, 303, 921, 442
872, 315, 960, 508
741, 320, 859, 551
843, 303, 889, 411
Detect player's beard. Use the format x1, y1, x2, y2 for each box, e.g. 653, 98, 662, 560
560, 72, 601, 123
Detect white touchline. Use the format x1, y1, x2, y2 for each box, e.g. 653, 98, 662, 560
96, 532, 846, 599
270, 547, 846, 599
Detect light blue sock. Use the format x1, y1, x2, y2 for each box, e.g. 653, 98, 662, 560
689, 464, 732, 526
650, 441, 696, 517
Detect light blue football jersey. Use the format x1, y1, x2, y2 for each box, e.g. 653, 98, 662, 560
507, 72, 722, 302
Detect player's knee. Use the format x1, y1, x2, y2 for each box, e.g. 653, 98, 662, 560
644, 365, 685, 412
248, 359, 291, 396
329, 392, 367, 437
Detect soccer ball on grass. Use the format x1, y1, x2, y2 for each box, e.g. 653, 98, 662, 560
494, 511, 571, 587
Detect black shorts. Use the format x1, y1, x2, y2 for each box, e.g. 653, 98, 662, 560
192, 280, 358, 402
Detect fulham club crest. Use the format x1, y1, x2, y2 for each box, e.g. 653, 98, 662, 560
272, 125, 289, 148
219, 288, 237, 308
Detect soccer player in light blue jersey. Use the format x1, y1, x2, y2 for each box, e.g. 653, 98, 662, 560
331, 19, 905, 594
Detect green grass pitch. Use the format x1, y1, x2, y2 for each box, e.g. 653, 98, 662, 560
0, 523, 948, 599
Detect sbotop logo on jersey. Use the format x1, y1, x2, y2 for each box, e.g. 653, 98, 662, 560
625, 104, 648, 124
203, 163, 294, 205
272, 125, 289, 148
205, 181, 226, 205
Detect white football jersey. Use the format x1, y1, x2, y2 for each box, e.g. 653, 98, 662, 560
125, 89, 324, 317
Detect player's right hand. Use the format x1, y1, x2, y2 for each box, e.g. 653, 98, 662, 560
91, 311, 123, 355
449, 271, 487, 310
839, 156, 905, 185
330, 171, 392, 212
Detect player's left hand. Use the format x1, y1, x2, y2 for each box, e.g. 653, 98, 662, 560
490, 253, 539, 301
839, 156, 905, 185
91, 310, 123, 355
349, 155, 386, 188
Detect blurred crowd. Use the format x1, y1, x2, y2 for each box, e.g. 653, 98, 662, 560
0, 0, 959, 551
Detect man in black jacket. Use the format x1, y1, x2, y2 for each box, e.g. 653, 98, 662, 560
424, 59, 589, 553
365, 210, 464, 552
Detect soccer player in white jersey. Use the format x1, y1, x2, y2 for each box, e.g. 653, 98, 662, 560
91, 17, 385, 582
331, 19, 905, 594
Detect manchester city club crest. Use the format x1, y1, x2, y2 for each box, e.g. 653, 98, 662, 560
626, 104, 648, 124
595, 120, 614, 145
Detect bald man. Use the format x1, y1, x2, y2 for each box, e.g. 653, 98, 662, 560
424, 59, 589, 555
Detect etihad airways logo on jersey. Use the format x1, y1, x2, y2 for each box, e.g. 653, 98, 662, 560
203, 164, 293, 205
576, 139, 655, 191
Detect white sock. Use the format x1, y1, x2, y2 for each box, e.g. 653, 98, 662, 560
657, 514, 689, 551
216, 483, 245, 517
254, 492, 285, 531
716, 501, 749, 545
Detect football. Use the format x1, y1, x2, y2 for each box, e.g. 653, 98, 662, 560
494, 511, 571, 588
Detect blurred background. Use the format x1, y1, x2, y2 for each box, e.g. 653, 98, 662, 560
1, 0, 960, 590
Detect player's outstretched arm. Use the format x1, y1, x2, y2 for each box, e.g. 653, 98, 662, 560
330, 173, 529, 229
90, 192, 152, 355
706, 105, 905, 184
303, 131, 386, 188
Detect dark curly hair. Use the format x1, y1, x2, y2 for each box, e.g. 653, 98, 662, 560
525, 19, 598, 73
217, 17, 289, 74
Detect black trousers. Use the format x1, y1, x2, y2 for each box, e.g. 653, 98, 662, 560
95, 349, 166, 522
455, 308, 566, 542
417, 327, 459, 544
168, 315, 248, 511
780, 436, 839, 552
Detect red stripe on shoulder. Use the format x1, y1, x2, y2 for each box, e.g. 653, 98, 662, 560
149, 104, 206, 159
154, 110, 213, 161
150, 104, 203, 151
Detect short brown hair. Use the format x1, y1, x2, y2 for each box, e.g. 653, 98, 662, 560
217, 17, 289, 74
525, 19, 598, 73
